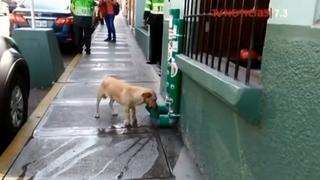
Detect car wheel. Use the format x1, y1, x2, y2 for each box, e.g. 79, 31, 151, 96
3, 74, 28, 136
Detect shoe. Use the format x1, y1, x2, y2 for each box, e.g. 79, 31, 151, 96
104, 38, 111, 42
110, 39, 116, 43
85, 51, 91, 55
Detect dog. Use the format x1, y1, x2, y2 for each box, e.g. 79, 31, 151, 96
95, 76, 158, 127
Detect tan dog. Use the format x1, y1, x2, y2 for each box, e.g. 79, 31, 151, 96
95, 76, 158, 127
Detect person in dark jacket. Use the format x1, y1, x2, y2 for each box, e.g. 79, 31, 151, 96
144, 0, 164, 64
71, 0, 96, 54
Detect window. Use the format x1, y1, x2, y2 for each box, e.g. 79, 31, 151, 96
183, 0, 271, 85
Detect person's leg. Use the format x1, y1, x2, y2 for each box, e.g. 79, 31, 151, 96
84, 26, 93, 54
148, 15, 157, 64
110, 15, 116, 42
73, 24, 83, 53
104, 16, 112, 41
154, 15, 163, 64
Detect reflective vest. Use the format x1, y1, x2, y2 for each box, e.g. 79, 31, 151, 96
144, 0, 164, 15
71, 0, 95, 17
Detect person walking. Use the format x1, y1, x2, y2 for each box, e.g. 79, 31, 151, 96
71, 0, 96, 55
104, 0, 117, 43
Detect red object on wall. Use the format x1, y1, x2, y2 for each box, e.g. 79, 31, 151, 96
240, 49, 259, 61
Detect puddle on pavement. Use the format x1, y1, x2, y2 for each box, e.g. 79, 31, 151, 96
96, 122, 148, 136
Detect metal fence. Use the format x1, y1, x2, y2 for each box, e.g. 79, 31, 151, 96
183, 0, 270, 84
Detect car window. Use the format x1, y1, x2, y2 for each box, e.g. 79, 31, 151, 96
20, 0, 70, 11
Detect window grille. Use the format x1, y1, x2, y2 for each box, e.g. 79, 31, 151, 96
183, 0, 270, 84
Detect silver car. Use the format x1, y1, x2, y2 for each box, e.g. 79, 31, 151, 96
0, 36, 30, 144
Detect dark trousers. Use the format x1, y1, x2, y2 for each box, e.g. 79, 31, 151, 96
100, 18, 104, 25
105, 15, 116, 40
73, 24, 93, 53
149, 14, 163, 64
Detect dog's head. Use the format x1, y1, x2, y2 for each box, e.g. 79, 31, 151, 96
142, 91, 158, 110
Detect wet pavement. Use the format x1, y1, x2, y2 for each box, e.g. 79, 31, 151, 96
3, 16, 202, 180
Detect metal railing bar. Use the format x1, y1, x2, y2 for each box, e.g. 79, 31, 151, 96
234, 0, 246, 80
246, 0, 258, 84
187, 0, 194, 57
200, 0, 211, 63
217, 0, 228, 71
183, 0, 190, 54
205, 0, 214, 65
209, 0, 221, 68
191, 0, 199, 60
225, 0, 237, 75
196, 0, 206, 62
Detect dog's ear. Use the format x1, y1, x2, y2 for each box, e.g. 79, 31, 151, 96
142, 92, 152, 99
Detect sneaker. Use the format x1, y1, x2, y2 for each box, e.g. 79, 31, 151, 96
111, 39, 116, 43
104, 38, 111, 42
86, 51, 91, 55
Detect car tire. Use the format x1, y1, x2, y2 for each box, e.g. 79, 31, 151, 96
2, 73, 28, 137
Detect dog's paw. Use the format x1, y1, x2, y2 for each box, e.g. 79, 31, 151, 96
94, 113, 100, 119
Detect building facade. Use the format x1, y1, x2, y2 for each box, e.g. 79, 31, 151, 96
134, 0, 320, 179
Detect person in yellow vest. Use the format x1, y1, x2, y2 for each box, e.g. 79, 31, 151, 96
144, 0, 164, 64
71, 0, 96, 55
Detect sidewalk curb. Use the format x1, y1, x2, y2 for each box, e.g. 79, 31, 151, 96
0, 54, 81, 179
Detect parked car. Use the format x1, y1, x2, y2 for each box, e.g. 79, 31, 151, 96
11, 0, 74, 44
0, 36, 30, 138
0, 1, 10, 37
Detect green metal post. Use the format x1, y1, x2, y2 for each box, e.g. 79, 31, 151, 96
146, 9, 184, 127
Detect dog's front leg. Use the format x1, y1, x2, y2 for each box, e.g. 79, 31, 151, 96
124, 107, 131, 127
130, 107, 138, 127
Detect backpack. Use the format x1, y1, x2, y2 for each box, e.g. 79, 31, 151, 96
114, 2, 120, 15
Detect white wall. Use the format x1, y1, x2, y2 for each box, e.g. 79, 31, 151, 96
135, 0, 146, 27
268, 0, 318, 26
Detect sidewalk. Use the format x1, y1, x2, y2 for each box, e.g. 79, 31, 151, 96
1, 15, 202, 180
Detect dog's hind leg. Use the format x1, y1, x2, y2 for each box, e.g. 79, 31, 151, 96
95, 89, 105, 119
109, 98, 118, 116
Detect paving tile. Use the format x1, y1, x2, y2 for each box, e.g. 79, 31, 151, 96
6, 134, 172, 179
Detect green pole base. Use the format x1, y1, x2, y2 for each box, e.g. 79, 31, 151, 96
145, 104, 178, 128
